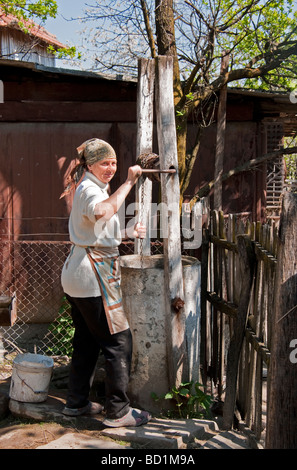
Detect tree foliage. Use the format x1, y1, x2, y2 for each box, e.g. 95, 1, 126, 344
0, 0, 78, 59
82, 0, 297, 90
80, 0, 297, 201
0, 0, 58, 23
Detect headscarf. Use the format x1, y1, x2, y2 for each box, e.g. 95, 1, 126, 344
60, 138, 117, 199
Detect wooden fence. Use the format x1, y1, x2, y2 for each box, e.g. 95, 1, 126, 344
201, 209, 278, 443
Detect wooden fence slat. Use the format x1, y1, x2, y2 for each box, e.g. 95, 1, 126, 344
204, 208, 279, 442
266, 192, 297, 449
223, 235, 256, 429
200, 228, 209, 387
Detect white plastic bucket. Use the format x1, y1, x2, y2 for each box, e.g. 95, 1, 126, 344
9, 353, 54, 403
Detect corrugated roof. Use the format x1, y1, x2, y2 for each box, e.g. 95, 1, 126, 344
0, 12, 65, 49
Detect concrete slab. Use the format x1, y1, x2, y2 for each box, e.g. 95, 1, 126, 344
102, 417, 219, 449
7, 394, 221, 449
36, 433, 130, 449
5, 386, 253, 450
9, 398, 71, 422
202, 430, 250, 449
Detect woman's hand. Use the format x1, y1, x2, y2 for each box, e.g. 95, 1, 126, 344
133, 222, 146, 239
94, 166, 142, 221
127, 165, 142, 185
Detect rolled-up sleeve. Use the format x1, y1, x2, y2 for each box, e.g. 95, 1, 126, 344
81, 186, 106, 223
68, 173, 121, 248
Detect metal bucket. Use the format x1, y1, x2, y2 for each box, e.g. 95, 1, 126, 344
9, 353, 54, 403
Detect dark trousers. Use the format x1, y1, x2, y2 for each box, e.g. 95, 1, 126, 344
65, 294, 132, 419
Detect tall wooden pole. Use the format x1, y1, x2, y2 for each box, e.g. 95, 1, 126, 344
214, 53, 229, 211
135, 58, 155, 255
266, 192, 297, 449
155, 56, 187, 387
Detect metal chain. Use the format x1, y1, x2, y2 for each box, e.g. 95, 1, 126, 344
140, 176, 144, 270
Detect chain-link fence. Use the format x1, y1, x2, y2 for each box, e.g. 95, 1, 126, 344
0, 226, 202, 382
0, 241, 71, 357
0, 239, 168, 378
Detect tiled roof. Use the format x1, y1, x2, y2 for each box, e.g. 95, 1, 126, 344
0, 12, 65, 49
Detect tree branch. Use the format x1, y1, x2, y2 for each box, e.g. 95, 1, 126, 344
189, 146, 297, 206
190, 40, 297, 108
140, 0, 156, 58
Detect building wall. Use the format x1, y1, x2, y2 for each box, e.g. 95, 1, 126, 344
0, 62, 285, 325
0, 28, 56, 66
0, 64, 139, 242
0, 121, 138, 241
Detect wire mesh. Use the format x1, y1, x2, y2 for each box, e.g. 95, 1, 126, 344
0, 239, 165, 380
0, 241, 72, 360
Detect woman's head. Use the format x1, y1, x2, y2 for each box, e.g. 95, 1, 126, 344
78, 138, 116, 167
60, 138, 117, 198
78, 139, 117, 184
87, 157, 117, 184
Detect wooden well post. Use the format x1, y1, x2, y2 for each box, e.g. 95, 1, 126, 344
135, 57, 187, 388
135, 58, 155, 256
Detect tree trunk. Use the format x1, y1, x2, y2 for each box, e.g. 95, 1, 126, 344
155, 0, 186, 203
155, 0, 181, 103
214, 53, 229, 211
265, 192, 297, 449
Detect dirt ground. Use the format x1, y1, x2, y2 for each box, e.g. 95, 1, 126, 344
0, 356, 113, 450
0, 419, 73, 449
0, 415, 116, 450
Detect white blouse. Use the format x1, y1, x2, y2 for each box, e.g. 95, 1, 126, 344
61, 172, 121, 298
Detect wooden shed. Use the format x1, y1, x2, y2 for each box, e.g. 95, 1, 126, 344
0, 58, 296, 331
0, 11, 65, 66
0, 59, 296, 242
186, 88, 297, 221
0, 59, 138, 242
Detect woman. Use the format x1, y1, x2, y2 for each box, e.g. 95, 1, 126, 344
60, 138, 150, 427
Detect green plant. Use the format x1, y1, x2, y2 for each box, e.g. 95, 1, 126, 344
152, 381, 213, 419
47, 297, 74, 356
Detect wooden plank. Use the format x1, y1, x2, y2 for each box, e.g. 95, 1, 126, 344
200, 228, 210, 386
245, 327, 270, 365
0, 293, 17, 326
210, 235, 238, 252
266, 192, 297, 449
212, 211, 220, 388
3, 78, 137, 102
135, 58, 155, 255
213, 54, 229, 211
206, 291, 238, 318
155, 56, 186, 387
223, 235, 255, 430
0, 101, 137, 122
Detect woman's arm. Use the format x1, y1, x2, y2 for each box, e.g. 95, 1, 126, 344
94, 165, 142, 221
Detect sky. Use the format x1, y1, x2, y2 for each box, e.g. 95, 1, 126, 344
44, 0, 94, 69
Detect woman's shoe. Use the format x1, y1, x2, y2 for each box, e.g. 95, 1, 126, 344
62, 401, 104, 417
103, 407, 151, 428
